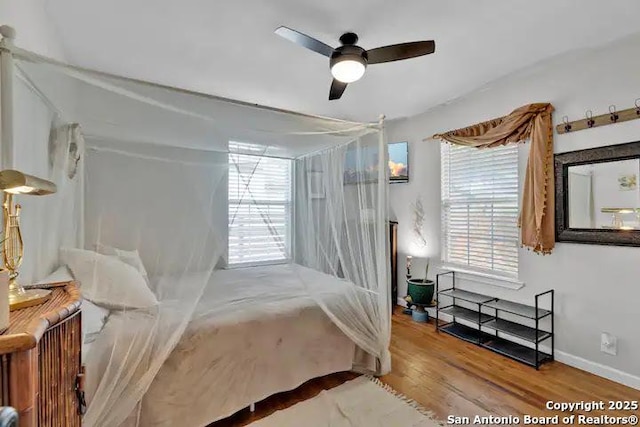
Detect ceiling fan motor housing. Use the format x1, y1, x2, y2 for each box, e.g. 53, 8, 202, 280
330, 45, 368, 71
339, 32, 359, 45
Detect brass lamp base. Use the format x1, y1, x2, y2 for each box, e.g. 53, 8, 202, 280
9, 286, 51, 311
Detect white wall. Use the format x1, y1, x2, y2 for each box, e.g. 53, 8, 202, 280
388, 32, 640, 388
0, 0, 68, 281
0, 0, 66, 58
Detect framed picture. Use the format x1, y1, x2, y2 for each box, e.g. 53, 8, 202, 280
308, 171, 325, 199
389, 141, 409, 183
618, 174, 637, 191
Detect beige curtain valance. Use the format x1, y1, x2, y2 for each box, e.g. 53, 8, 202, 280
433, 103, 555, 254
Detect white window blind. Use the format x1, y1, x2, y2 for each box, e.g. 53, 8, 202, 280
228, 142, 292, 266
441, 143, 519, 277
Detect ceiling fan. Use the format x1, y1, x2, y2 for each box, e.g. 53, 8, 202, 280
274, 26, 436, 100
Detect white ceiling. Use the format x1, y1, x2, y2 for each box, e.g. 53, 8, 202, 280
43, 0, 640, 122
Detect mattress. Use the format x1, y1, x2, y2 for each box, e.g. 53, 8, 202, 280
84, 264, 357, 427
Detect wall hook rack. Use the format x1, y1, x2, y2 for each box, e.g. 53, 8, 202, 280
585, 110, 594, 128
556, 100, 640, 134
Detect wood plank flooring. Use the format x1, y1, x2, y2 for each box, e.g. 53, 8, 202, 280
212, 307, 640, 426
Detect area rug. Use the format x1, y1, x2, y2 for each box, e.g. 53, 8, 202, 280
249, 376, 445, 426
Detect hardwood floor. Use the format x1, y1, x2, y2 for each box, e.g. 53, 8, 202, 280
212, 307, 640, 426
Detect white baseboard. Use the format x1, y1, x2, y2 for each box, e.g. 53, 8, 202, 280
395, 297, 640, 390
553, 351, 640, 390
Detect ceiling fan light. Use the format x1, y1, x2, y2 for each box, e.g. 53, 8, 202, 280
331, 58, 366, 83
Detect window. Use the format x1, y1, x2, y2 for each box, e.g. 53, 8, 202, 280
441, 143, 519, 277
228, 142, 292, 266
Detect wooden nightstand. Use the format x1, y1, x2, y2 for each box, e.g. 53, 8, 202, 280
0, 282, 82, 427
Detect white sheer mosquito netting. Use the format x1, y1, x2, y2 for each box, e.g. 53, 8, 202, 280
9, 45, 390, 427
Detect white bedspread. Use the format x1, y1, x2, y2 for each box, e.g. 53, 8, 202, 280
86, 264, 357, 427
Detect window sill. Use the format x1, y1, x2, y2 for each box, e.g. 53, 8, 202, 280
225, 259, 291, 269
437, 265, 525, 290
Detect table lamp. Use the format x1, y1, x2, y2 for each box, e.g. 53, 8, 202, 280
0, 170, 57, 310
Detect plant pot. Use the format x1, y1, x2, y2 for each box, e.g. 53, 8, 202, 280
407, 278, 435, 306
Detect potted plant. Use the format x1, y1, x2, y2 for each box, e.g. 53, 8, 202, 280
407, 258, 435, 306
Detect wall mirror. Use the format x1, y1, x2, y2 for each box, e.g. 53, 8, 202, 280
555, 141, 640, 246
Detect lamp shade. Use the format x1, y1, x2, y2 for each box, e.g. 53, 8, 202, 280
329, 48, 367, 83
0, 170, 56, 195
331, 59, 366, 83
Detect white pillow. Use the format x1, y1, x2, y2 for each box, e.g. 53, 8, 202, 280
36, 266, 109, 338
82, 299, 109, 343
34, 265, 74, 285
35, 266, 109, 341
95, 244, 149, 282
60, 248, 158, 309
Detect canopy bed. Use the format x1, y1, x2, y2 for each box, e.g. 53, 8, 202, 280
0, 26, 391, 427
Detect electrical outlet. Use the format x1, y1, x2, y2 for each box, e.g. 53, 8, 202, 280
601, 332, 617, 356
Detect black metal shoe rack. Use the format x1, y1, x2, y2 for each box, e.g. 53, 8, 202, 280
436, 271, 554, 369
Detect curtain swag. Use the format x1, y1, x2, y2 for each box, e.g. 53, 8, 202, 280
432, 103, 555, 255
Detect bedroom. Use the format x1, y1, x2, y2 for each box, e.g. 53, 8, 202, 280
0, 0, 638, 426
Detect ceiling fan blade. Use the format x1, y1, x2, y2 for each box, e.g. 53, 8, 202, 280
329, 79, 348, 100
274, 26, 334, 57
367, 40, 435, 64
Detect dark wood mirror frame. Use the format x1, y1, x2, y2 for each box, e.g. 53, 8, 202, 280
555, 140, 640, 247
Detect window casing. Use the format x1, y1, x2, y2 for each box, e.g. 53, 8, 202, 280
441, 143, 519, 277
228, 142, 292, 266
